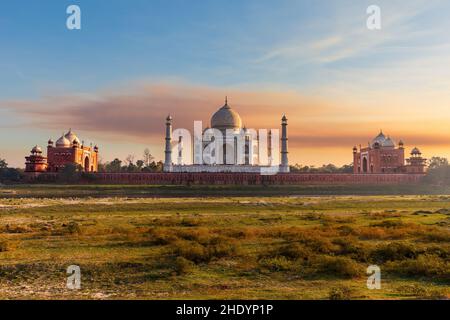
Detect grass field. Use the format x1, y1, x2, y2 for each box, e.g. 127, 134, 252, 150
0, 185, 449, 299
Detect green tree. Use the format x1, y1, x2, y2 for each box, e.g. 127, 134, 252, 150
58, 163, 83, 183
0, 158, 7, 169
428, 157, 449, 170
424, 157, 450, 186
106, 158, 122, 172
136, 160, 144, 171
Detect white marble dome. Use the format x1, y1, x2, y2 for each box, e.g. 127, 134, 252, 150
372, 131, 386, 147
64, 129, 80, 145
56, 134, 71, 147
382, 136, 395, 148
31, 145, 42, 154
211, 99, 242, 130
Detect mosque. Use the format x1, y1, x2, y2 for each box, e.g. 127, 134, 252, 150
25, 129, 99, 173
353, 131, 427, 174
163, 98, 289, 173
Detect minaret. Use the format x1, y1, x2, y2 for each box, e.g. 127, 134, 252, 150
164, 115, 173, 172
280, 115, 289, 173
268, 129, 273, 166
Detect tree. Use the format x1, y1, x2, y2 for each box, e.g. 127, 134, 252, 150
136, 160, 144, 170
58, 163, 83, 183
105, 158, 122, 172
0, 158, 7, 169
143, 148, 154, 167
125, 154, 135, 166
0, 157, 22, 183
428, 157, 449, 170
424, 156, 450, 186
289, 163, 353, 173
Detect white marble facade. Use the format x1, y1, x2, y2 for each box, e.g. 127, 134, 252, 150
164, 98, 289, 174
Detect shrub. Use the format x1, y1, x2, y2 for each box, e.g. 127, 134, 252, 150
258, 256, 295, 272
67, 222, 82, 235
208, 241, 238, 259
332, 237, 369, 261
370, 242, 417, 263
180, 218, 201, 227
396, 284, 447, 299
273, 243, 312, 261
177, 228, 212, 244
385, 254, 449, 280
421, 229, 450, 242
172, 240, 209, 264
314, 256, 361, 279
148, 228, 179, 245
4, 224, 32, 234
173, 257, 195, 275
171, 233, 238, 264
328, 286, 354, 300
370, 219, 405, 228
0, 241, 10, 252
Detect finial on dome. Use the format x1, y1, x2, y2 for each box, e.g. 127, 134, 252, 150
225, 96, 228, 105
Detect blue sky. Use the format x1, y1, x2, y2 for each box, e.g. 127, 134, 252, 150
1, 0, 450, 166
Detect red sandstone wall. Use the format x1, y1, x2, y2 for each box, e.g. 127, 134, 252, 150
25, 172, 426, 185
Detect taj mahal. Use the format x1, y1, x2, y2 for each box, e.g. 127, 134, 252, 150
163, 98, 289, 174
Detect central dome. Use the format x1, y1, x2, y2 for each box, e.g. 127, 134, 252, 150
65, 129, 80, 145
372, 130, 386, 147
210, 98, 242, 130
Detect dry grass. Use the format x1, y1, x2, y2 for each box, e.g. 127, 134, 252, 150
0, 192, 449, 299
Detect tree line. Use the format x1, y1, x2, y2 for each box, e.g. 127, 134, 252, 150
98, 148, 164, 173
0, 158, 23, 183
289, 163, 354, 173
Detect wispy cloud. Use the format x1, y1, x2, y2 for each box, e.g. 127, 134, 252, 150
255, 0, 443, 66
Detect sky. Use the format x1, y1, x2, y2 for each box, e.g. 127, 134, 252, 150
1, 0, 450, 167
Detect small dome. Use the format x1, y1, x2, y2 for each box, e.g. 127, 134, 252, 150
56, 134, 71, 147
31, 145, 42, 154
382, 136, 395, 148
371, 130, 386, 147
65, 129, 80, 145
411, 147, 421, 155
48, 139, 53, 145
211, 98, 242, 130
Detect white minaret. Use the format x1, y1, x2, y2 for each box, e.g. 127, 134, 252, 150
164, 115, 173, 172
268, 129, 273, 166
280, 114, 289, 173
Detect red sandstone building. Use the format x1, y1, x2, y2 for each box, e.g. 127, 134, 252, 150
353, 131, 427, 174
25, 129, 99, 173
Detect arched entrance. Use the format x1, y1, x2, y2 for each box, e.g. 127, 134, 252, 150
362, 157, 368, 173
84, 157, 90, 172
